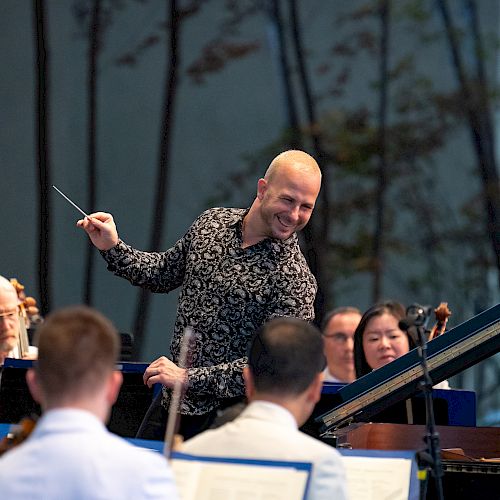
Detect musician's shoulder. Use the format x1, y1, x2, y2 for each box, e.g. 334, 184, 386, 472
194, 207, 244, 226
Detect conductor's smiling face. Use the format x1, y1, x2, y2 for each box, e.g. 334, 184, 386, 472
257, 164, 320, 241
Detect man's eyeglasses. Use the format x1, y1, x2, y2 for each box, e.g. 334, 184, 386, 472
322, 332, 353, 344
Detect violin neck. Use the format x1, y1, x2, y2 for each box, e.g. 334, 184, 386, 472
17, 305, 30, 357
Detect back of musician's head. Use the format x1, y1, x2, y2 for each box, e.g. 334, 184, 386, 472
34, 306, 119, 401
353, 300, 411, 378
248, 317, 325, 396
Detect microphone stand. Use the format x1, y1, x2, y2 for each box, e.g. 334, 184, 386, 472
407, 321, 444, 500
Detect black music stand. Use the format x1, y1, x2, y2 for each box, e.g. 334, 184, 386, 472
0, 359, 154, 438
400, 305, 445, 500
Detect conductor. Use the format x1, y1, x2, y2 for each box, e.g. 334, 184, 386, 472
78, 149, 322, 439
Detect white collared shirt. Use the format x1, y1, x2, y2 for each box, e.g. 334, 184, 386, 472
182, 400, 348, 500
0, 408, 178, 499
322, 368, 345, 384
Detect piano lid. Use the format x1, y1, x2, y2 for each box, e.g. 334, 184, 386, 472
317, 303, 500, 434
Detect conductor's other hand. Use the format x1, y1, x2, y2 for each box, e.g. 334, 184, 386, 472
143, 356, 188, 389
77, 212, 119, 251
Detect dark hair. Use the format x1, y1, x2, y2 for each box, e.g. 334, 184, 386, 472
321, 306, 362, 332
248, 317, 325, 396
353, 301, 414, 378
34, 306, 119, 402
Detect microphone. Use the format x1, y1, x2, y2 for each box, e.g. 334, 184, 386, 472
399, 304, 432, 330
399, 304, 432, 346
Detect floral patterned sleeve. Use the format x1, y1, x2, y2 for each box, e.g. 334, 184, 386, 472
267, 247, 317, 323
99, 233, 191, 294
187, 357, 247, 399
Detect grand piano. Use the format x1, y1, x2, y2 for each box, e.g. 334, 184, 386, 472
311, 303, 500, 498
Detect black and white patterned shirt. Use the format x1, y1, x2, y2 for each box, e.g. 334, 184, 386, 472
101, 208, 317, 415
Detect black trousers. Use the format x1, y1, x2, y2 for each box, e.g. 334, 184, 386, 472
135, 391, 218, 441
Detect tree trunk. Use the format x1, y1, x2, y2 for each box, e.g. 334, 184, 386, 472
84, 0, 101, 306
437, 0, 500, 289
33, 0, 52, 316
266, 0, 301, 148
465, 0, 500, 288
133, 0, 181, 359
265, 0, 332, 322
288, 0, 330, 321
372, 0, 390, 302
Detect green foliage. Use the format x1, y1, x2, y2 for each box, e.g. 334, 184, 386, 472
199, 0, 499, 314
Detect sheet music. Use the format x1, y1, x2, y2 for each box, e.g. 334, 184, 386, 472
343, 456, 412, 500
171, 455, 310, 500
170, 451, 413, 500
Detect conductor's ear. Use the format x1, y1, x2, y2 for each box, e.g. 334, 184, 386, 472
257, 178, 267, 200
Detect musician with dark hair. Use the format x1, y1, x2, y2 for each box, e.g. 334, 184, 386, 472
354, 300, 449, 388
353, 301, 410, 378
182, 317, 348, 500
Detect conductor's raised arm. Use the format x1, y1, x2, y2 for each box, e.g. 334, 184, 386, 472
77, 212, 119, 251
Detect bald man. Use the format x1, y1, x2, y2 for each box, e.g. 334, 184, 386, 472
78, 150, 322, 439
0, 276, 21, 365
0, 276, 37, 364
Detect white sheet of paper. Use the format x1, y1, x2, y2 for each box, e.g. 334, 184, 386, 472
342, 456, 412, 500
171, 457, 310, 500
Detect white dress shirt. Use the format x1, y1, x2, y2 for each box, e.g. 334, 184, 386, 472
7, 344, 38, 360
322, 368, 345, 383
0, 408, 178, 499
182, 400, 348, 500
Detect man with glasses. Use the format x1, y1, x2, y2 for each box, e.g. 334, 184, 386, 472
321, 307, 361, 384
0, 276, 38, 365
0, 276, 23, 365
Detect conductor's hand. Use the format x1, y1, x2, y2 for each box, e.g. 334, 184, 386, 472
77, 212, 119, 251
143, 356, 188, 389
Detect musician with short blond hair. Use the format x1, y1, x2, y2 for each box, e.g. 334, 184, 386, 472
0, 305, 178, 499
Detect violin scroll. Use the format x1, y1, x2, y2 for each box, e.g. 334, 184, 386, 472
9, 279, 43, 328
428, 302, 452, 341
